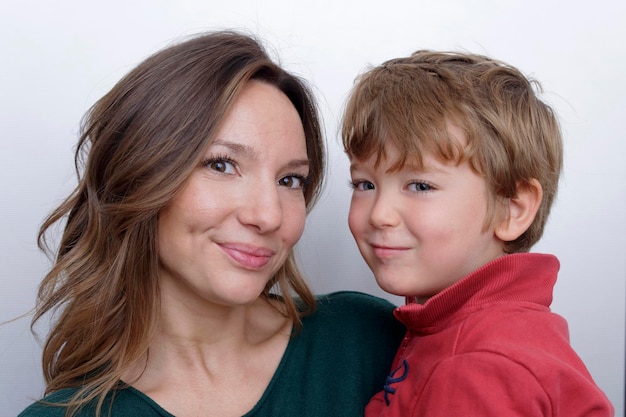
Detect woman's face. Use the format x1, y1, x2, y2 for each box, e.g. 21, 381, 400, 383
157, 81, 309, 309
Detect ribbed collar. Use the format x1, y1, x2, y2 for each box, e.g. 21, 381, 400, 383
394, 253, 560, 333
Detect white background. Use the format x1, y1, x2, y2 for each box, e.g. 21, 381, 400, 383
1, 0, 624, 415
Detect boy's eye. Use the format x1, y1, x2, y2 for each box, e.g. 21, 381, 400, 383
350, 180, 375, 191
408, 181, 433, 192
278, 175, 308, 189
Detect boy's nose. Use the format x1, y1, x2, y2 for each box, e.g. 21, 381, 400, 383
369, 197, 401, 228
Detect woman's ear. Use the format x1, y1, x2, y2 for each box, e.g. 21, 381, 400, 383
495, 179, 543, 242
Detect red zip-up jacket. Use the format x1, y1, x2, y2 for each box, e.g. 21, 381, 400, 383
366, 253, 614, 417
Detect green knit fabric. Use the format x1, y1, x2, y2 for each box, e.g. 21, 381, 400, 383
19, 291, 405, 417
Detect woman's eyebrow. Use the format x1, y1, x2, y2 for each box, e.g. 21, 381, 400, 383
212, 139, 309, 170
285, 159, 310, 171
211, 139, 258, 159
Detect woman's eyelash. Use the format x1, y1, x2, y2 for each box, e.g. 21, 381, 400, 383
199, 156, 311, 187
199, 154, 236, 168
295, 174, 313, 187
280, 173, 312, 188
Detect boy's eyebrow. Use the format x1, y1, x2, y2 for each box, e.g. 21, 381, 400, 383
404, 160, 448, 173
349, 160, 370, 173
349, 159, 451, 174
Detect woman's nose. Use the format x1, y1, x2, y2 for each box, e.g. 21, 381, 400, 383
237, 179, 283, 233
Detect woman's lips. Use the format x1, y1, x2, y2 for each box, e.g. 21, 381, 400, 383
218, 242, 274, 269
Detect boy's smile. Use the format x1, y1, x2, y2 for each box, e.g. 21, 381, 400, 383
348, 127, 506, 302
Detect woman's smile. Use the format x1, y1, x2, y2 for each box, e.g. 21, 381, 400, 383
218, 241, 275, 270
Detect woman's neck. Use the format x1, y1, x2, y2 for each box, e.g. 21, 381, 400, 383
121, 295, 292, 417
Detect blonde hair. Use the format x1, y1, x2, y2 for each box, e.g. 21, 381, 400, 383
34, 30, 325, 416
342, 50, 562, 253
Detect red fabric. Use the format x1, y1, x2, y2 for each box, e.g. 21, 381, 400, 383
366, 253, 614, 417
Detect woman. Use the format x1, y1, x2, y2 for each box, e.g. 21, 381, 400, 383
19, 31, 405, 417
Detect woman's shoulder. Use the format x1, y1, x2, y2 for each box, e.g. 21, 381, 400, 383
18, 389, 79, 417
18, 386, 170, 417
304, 291, 404, 335
315, 290, 399, 315
288, 291, 405, 387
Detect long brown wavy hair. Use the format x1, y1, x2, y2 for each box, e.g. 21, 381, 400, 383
33, 30, 325, 416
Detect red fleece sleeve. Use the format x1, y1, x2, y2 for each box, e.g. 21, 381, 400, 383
410, 352, 613, 417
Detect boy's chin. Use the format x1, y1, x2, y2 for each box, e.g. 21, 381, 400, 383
374, 276, 438, 303
375, 278, 414, 298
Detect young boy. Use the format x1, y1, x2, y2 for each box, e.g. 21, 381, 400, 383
342, 51, 614, 416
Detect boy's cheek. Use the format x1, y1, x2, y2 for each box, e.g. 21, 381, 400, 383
347, 204, 367, 235
347, 212, 359, 237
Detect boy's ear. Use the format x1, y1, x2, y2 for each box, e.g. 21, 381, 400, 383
495, 179, 543, 242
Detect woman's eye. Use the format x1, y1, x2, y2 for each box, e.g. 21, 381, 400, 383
278, 175, 307, 189
201, 157, 236, 174
350, 180, 375, 191
408, 181, 434, 192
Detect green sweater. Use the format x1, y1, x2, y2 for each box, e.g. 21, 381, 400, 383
19, 291, 405, 417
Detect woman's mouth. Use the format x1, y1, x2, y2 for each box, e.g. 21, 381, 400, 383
218, 242, 274, 270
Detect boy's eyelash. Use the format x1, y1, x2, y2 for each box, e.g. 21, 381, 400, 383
348, 179, 435, 191
349, 180, 373, 190
409, 180, 436, 191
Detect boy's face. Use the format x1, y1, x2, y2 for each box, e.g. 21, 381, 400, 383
348, 126, 506, 302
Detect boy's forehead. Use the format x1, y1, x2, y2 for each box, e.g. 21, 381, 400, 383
446, 122, 468, 145
349, 142, 404, 166
349, 145, 449, 173
346, 120, 468, 172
